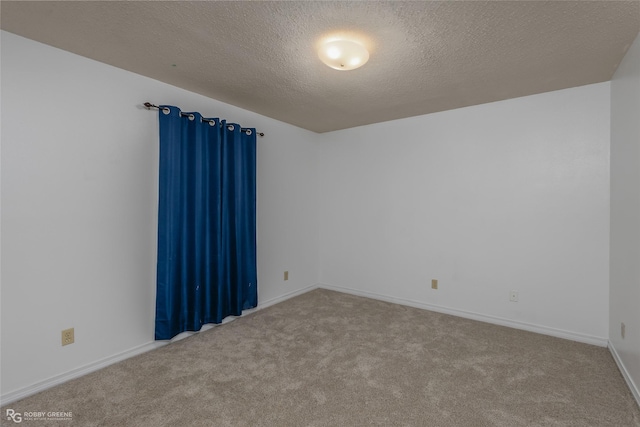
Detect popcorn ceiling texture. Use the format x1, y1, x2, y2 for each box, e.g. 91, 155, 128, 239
2, 1, 639, 132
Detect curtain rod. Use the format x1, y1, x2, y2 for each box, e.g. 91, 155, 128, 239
144, 102, 264, 137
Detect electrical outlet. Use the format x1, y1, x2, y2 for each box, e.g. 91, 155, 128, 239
431, 279, 438, 290
621, 322, 626, 339
284, 271, 289, 281
509, 291, 518, 302
61, 328, 74, 346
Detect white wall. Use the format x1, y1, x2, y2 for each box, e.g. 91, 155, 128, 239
318, 83, 611, 344
610, 32, 640, 401
0, 31, 319, 399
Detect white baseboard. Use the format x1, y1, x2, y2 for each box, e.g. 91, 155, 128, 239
3, 282, 612, 406
0, 283, 320, 406
253, 283, 319, 311
318, 283, 609, 347
609, 342, 640, 406
0, 341, 165, 406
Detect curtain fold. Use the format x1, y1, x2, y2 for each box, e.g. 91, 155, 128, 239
155, 106, 257, 341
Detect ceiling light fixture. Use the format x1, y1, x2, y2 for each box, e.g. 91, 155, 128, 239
318, 39, 369, 71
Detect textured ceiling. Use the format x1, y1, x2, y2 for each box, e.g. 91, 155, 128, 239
2, 1, 639, 133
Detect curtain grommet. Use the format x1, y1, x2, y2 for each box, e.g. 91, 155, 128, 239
162, 107, 170, 115
227, 124, 235, 131
245, 129, 252, 135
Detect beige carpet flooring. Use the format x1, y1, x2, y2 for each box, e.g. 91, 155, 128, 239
2, 289, 639, 426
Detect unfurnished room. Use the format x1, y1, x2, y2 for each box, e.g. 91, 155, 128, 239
1, 1, 639, 426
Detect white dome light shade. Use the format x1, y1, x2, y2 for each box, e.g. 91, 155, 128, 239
318, 39, 369, 71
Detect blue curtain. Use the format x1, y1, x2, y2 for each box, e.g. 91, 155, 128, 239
155, 105, 257, 341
